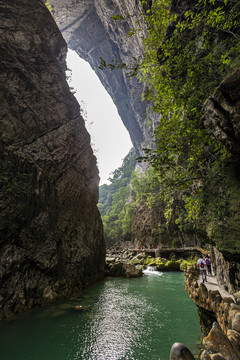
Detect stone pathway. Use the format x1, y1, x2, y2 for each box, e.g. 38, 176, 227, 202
198, 273, 235, 301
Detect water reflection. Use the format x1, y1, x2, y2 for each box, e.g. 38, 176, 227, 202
0, 273, 201, 360
81, 281, 150, 359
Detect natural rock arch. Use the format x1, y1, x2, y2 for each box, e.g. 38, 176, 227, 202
50, 0, 155, 154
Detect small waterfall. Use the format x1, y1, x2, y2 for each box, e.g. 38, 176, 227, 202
143, 266, 162, 275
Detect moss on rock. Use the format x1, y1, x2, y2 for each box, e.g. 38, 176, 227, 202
140, 255, 198, 272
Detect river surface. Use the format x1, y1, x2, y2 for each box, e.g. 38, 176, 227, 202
0, 271, 201, 360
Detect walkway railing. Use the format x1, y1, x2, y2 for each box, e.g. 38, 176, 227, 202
132, 246, 203, 259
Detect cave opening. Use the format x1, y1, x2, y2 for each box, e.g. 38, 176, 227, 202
66, 49, 132, 185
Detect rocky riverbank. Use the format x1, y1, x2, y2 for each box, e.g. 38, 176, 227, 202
106, 243, 240, 359
184, 265, 240, 359
105, 242, 199, 276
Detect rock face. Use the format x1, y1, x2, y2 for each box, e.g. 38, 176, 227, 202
185, 265, 240, 359
203, 68, 240, 156
107, 262, 143, 278
50, 0, 158, 154
202, 69, 240, 291
170, 343, 195, 360
131, 198, 200, 249
131, 199, 166, 247
0, 0, 105, 319
211, 247, 240, 295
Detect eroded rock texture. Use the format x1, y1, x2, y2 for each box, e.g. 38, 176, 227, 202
203, 68, 240, 291
204, 68, 240, 156
185, 266, 240, 360
131, 200, 166, 247
211, 247, 240, 295
0, 0, 105, 319
50, 0, 157, 154
131, 198, 199, 248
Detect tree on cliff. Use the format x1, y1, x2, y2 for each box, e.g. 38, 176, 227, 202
136, 0, 240, 251
99, 0, 240, 254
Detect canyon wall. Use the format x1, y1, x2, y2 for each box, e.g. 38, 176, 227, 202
0, 0, 105, 319
203, 68, 240, 292
50, 0, 157, 154
131, 199, 200, 249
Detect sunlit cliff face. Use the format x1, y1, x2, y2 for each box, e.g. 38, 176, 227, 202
50, 0, 158, 155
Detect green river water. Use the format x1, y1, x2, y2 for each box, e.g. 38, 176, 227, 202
0, 271, 201, 360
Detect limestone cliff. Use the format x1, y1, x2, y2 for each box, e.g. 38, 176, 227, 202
202, 68, 240, 293
204, 67, 240, 157
211, 247, 240, 295
131, 200, 166, 248
50, 0, 157, 154
131, 198, 200, 249
0, 0, 105, 319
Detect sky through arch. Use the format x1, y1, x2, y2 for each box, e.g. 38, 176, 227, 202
66, 49, 132, 185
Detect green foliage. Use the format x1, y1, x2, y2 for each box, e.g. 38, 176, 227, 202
99, 1, 240, 252
144, 256, 157, 266
137, 0, 240, 222
99, 56, 141, 78
99, 1, 240, 223
98, 149, 137, 243
131, 166, 159, 206
179, 257, 199, 271
141, 255, 198, 271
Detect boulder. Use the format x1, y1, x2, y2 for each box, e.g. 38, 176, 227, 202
170, 342, 195, 360
108, 262, 143, 278
202, 322, 239, 360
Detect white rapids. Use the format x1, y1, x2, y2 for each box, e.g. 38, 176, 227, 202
142, 266, 163, 275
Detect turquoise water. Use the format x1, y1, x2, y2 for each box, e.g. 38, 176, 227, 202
0, 271, 201, 360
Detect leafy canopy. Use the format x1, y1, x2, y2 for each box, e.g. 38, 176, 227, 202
137, 0, 240, 219
98, 149, 137, 243
98, 0, 240, 248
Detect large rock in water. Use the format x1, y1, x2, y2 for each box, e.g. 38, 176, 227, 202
170, 343, 195, 360
0, 0, 105, 319
108, 262, 143, 278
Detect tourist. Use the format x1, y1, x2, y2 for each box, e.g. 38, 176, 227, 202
197, 257, 207, 283
205, 255, 212, 275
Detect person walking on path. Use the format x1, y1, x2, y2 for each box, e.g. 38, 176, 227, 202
197, 257, 207, 283
205, 255, 212, 275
